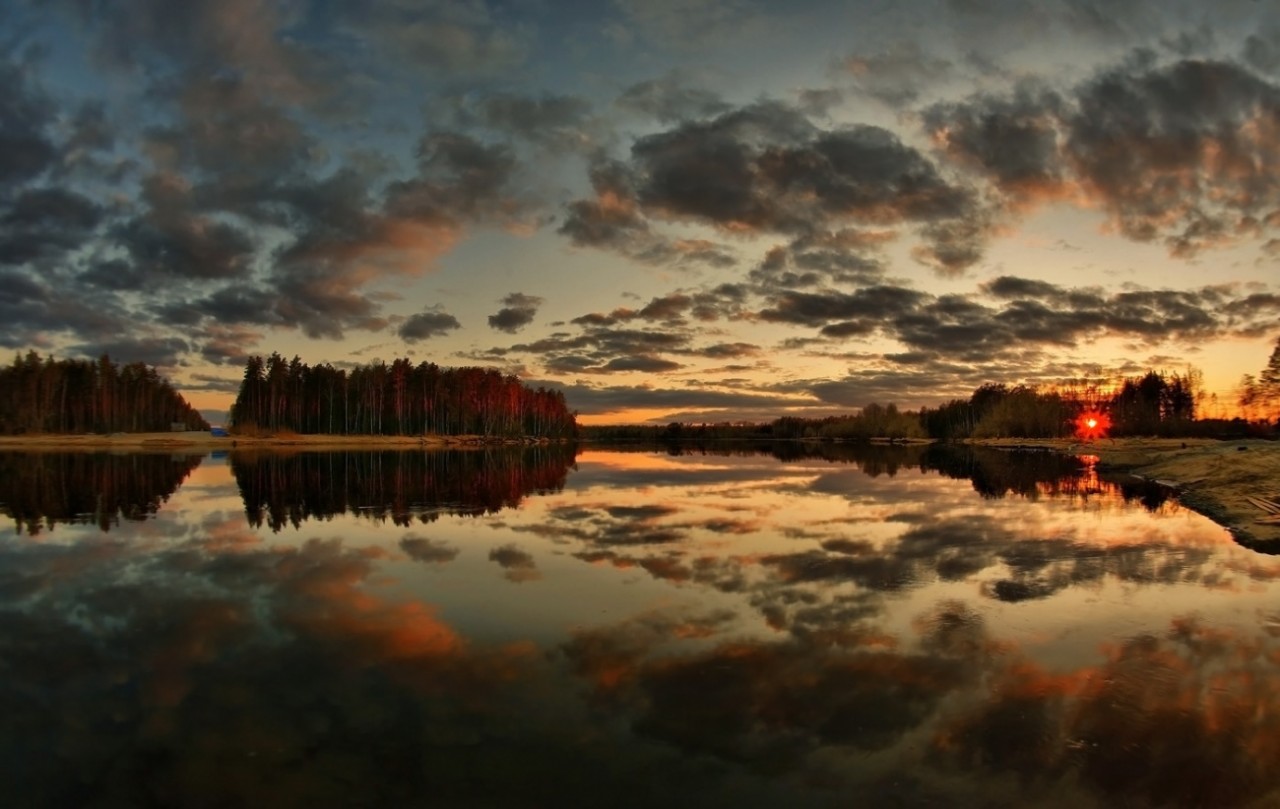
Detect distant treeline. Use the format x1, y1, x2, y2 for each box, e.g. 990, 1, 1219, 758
586, 369, 1278, 443
0, 352, 209, 435
230, 354, 578, 439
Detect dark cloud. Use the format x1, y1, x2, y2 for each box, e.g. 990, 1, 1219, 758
600, 356, 683, 373
391, 131, 523, 222
758, 277, 1267, 368
195, 324, 265, 366
927, 57, 1280, 259
398, 307, 462, 343
1243, 32, 1280, 74
616, 72, 731, 123
66, 336, 191, 368
558, 159, 736, 268
842, 40, 954, 106
255, 130, 530, 340
0, 187, 101, 266
759, 286, 929, 329
488, 292, 543, 334
400, 535, 460, 564
54, 0, 333, 107
1066, 58, 1280, 256
0, 265, 139, 350
981, 275, 1065, 299
540, 380, 816, 417
113, 174, 257, 282
148, 73, 314, 186
493, 319, 703, 376
564, 100, 987, 274
488, 543, 540, 582
451, 92, 594, 151
797, 87, 845, 116
339, 1, 530, 74
0, 58, 57, 192
750, 230, 891, 289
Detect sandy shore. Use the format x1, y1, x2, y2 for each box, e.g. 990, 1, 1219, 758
973, 437, 1280, 551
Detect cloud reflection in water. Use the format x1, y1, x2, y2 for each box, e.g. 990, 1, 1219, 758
2, 445, 1279, 806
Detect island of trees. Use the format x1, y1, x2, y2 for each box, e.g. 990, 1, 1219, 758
229, 354, 578, 440
0, 352, 209, 435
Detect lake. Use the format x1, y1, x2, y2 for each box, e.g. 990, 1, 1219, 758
2, 444, 1278, 807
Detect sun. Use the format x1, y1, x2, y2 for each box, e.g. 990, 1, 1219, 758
1075, 410, 1111, 441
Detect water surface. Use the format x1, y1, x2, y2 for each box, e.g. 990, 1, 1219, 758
2, 445, 1278, 807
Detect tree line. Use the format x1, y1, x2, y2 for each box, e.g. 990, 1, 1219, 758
0, 352, 209, 435
229, 354, 578, 439
586, 366, 1278, 444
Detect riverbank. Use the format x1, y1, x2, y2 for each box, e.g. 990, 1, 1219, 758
0, 431, 562, 451
972, 437, 1280, 551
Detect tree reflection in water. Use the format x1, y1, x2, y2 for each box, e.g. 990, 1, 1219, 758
0, 452, 204, 535
231, 445, 579, 530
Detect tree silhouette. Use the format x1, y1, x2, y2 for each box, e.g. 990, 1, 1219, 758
228, 355, 577, 439
0, 352, 208, 435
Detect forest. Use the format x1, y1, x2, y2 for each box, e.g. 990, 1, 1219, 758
0, 352, 209, 435
229, 354, 578, 439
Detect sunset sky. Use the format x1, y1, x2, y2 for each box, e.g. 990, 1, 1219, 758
2, 0, 1279, 424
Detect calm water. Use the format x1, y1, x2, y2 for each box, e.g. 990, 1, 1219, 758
2, 445, 1279, 808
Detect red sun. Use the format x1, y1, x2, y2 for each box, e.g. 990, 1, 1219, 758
1075, 410, 1111, 441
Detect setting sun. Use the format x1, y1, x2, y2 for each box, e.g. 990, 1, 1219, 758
1075, 411, 1111, 441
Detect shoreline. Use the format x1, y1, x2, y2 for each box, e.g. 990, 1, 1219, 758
970, 437, 1280, 551
4, 432, 1276, 550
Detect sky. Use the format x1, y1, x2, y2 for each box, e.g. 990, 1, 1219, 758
2, 0, 1279, 425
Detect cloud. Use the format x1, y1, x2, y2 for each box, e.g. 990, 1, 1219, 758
759, 285, 929, 329
52, 0, 331, 106
488, 543, 540, 582
449, 91, 595, 152
537, 379, 817, 417
841, 40, 954, 106
612, 0, 777, 51
600, 356, 684, 373
927, 56, 1280, 259
338, 0, 531, 74
0, 187, 102, 266
488, 292, 544, 334
558, 159, 736, 268
565, 100, 989, 274
398, 307, 462, 342
0, 56, 58, 192
400, 535, 460, 564
113, 174, 258, 282
616, 72, 732, 123
66, 335, 192, 368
